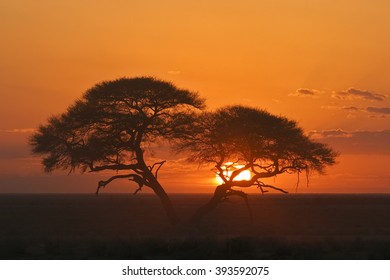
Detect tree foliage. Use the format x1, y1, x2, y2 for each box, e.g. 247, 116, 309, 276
30, 77, 337, 225
31, 77, 204, 173
30, 77, 205, 224
173, 105, 337, 222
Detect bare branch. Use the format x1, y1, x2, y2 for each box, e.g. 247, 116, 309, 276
130, 174, 146, 195
96, 173, 141, 195
214, 155, 228, 183
229, 163, 251, 181
149, 160, 166, 179
154, 161, 165, 179
90, 163, 140, 172
256, 181, 288, 194
258, 185, 269, 194
263, 185, 288, 194
295, 171, 300, 192
133, 185, 143, 195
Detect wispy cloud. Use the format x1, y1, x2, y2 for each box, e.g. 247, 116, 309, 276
167, 70, 181, 75
242, 98, 253, 103
332, 87, 387, 101
289, 88, 320, 97
368, 114, 388, 119
0, 128, 36, 133
308, 129, 352, 139
321, 105, 389, 118
366, 107, 390, 114
309, 129, 390, 154
342, 106, 361, 111
321, 105, 341, 110
321, 105, 364, 112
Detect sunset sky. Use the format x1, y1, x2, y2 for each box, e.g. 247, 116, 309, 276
1, 0, 389, 194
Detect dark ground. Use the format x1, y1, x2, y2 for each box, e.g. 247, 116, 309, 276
1, 193, 390, 259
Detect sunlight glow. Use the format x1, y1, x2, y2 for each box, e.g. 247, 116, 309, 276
215, 163, 252, 184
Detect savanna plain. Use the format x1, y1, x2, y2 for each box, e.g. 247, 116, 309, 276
1, 193, 390, 260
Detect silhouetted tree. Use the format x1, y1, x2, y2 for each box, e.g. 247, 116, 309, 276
30, 77, 204, 224
173, 105, 337, 223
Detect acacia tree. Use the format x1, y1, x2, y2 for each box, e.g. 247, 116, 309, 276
30, 77, 204, 224
173, 105, 337, 223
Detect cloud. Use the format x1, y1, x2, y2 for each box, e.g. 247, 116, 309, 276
308, 129, 352, 139
0, 128, 36, 133
366, 107, 390, 114
290, 88, 320, 97
321, 105, 389, 118
342, 106, 361, 111
321, 105, 341, 110
242, 98, 253, 103
309, 129, 390, 154
167, 70, 181, 75
368, 114, 388, 119
321, 105, 364, 112
332, 87, 387, 101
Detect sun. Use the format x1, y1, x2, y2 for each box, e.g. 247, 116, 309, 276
215, 163, 251, 184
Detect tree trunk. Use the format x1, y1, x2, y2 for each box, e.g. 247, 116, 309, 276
135, 147, 180, 225
190, 184, 229, 223
145, 172, 181, 225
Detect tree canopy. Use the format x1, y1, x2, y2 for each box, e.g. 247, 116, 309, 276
173, 105, 337, 222
30, 77, 337, 225
30, 77, 205, 224
31, 77, 204, 173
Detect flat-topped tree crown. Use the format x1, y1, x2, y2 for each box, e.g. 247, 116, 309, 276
177, 105, 336, 182
173, 105, 337, 222
30, 77, 205, 224
31, 77, 204, 173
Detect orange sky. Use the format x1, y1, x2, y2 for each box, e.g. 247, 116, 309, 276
1, 0, 389, 193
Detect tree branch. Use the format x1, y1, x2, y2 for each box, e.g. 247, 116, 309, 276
228, 170, 280, 188
214, 155, 228, 183
149, 160, 166, 179
256, 181, 288, 194
229, 163, 251, 181
89, 163, 140, 172
96, 173, 143, 194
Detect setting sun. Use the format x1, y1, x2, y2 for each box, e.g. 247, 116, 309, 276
215, 164, 252, 184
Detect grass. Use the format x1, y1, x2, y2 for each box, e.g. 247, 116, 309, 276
1, 193, 390, 259
2, 235, 390, 259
